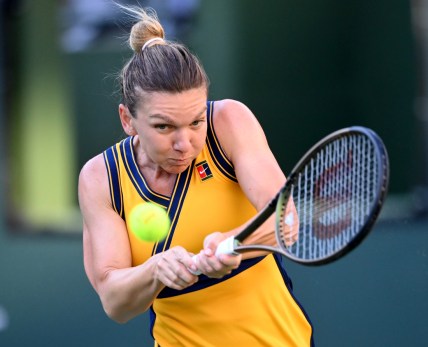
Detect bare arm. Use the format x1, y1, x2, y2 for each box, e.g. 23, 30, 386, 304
218, 100, 295, 245
217, 100, 286, 210
79, 155, 198, 323
194, 100, 297, 274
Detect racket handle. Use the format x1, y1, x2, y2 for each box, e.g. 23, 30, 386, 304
215, 236, 240, 256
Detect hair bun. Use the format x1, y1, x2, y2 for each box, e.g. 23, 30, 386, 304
128, 8, 165, 53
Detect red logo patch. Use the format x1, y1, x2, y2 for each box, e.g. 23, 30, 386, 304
195, 161, 213, 181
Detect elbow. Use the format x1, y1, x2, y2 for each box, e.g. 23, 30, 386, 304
102, 300, 132, 324
100, 293, 149, 324
105, 307, 130, 324
99, 291, 133, 324
95, 271, 156, 323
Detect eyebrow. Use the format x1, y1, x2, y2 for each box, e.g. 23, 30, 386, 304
148, 114, 174, 122
149, 107, 207, 122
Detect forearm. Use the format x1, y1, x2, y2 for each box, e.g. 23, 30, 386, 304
222, 214, 276, 260
226, 200, 298, 259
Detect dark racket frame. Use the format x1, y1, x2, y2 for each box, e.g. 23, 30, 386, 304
214, 126, 390, 266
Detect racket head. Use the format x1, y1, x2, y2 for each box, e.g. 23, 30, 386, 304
276, 126, 389, 265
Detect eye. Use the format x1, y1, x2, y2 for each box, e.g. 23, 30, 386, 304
191, 119, 204, 127
155, 124, 170, 131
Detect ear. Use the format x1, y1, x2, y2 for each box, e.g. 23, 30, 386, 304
119, 104, 137, 136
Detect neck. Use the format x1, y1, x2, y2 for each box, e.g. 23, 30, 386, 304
133, 136, 177, 196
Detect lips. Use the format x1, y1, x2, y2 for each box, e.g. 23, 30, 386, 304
169, 158, 191, 166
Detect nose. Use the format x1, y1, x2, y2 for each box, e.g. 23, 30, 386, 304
172, 129, 192, 153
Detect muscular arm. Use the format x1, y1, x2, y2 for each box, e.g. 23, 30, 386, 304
194, 100, 297, 275
79, 155, 198, 323
215, 100, 288, 245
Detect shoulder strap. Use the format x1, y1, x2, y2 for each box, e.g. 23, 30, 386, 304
103, 142, 124, 219
206, 101, 237, 182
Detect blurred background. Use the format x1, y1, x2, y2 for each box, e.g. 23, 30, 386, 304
1, 0, 427, 346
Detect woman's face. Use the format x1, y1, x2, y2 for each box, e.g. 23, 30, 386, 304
131, 87, 208, 174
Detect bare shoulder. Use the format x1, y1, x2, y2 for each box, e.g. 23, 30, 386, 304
78, 153, 110, 207
79, 154, 106, 188
213, 99, 260, 129
212, 99, 267, 161
212, 100, 285, 209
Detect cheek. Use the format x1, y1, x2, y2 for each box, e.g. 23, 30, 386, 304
195, 134, 206, 150
151, 135, 172, 154
194, 126, 207, 148
141, 132, 170, 154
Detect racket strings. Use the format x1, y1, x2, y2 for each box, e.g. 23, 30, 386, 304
278, 134, 380, 261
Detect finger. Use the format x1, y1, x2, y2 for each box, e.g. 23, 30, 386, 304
187, 255, 201, 275
201, 253, 233, 276
173, 248, 201, 276
160, 266, 198, 289
192, 252, 216, 274
217, 253, 241, 269
156, 249, 199, 287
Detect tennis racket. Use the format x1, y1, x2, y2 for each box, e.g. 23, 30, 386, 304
192, 126, 389, 269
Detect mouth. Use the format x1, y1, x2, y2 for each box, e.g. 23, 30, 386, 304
169, 158, 191, 165
164, 158, 193, 174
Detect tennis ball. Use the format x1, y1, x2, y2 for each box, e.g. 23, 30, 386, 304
128, 203, 170, 242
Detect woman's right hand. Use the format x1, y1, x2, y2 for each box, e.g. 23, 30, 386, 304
154, 246, 200, 290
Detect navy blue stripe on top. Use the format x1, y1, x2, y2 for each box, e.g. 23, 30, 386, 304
153, 161, 194, 255
120, 136, 170, 207
157, 256, 266, 298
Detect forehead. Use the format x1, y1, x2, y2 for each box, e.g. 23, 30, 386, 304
138, 87, 207, 119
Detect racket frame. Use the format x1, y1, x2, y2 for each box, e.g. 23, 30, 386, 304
218, 126, 390, 265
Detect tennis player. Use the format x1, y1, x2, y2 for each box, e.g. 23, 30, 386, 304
78, 5, 314, 346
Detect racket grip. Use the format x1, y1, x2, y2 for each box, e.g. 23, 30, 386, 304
215, 236, 240, 256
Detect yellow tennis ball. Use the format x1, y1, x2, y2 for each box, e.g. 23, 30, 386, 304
128, 203, 170, 242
